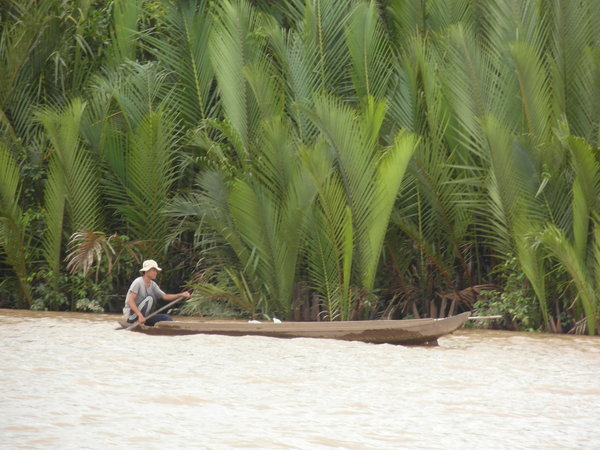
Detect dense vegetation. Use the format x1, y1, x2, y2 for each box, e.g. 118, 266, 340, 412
1, 0, 600, 334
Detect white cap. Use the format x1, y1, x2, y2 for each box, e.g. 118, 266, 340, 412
140, 259, 162, 273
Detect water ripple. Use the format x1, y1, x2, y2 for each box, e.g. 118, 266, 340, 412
1, 311, 599, 449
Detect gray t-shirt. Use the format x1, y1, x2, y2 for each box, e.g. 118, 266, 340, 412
124, 276, 166, 309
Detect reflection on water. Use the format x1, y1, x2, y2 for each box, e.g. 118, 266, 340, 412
1, 309, 599, 449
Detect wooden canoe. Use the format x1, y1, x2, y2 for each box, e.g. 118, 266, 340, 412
118, 311, 471, 345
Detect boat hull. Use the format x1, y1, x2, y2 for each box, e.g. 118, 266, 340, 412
118, 311, 471, 345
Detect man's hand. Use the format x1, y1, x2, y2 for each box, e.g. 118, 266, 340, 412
138, 314, 146, 324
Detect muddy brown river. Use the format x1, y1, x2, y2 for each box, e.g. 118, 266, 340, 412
1, 309, 599, 449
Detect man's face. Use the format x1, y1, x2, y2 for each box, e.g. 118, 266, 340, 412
146, 268, 158, 280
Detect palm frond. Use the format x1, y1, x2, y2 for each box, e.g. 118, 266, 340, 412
301, 0, 355, 97
273, 0, 356, 143
37, 98, 103, 274
122, 110, 179, 253
88, 64, 183, 253
0, 141, 22, 229
565, 136, 600, 261
306, 95, 376, 272
365, 131, 416, 288
226, 156, 321, 318
279, 29, 320, 142
545, 0, 599, 138
390, 212, 457, 293
142, 0, 217, 125
0, 0, 57, 143
442, 24, 505, 157
345, 1, 393, 101
593, 217, 600, 314
385, 57, 416, 135
538, 224, 597, 335
209, 0, 263, 149
304, 172, 354, 320
168, 170, 249, 264
398, 52, 475, 278
169, 120, 327, 318
385, 0, 427, 49
514, 221, 549, 329
480, 0, 541, 55
110, 62, 174, 132
0, 141, 31, 306
427, 0, 473, 32
228, 179, 278, 287
108, 0, 142, 66
243, 56, 285, 124
569, 47, 600, 145
306, 95, 417, 291
65, 231, 115, 277
510, 40, 553, 149
252, 117, 295, 195
479, 115, 543, 254
478, 114, 552, 325
187, 266, 262, 317
411, 149, 472, 254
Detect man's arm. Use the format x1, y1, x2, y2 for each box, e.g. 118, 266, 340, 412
162, 291, 191, 301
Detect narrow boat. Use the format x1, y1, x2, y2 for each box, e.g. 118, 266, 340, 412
118, 311, 471, 345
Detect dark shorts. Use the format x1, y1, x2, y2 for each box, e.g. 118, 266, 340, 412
127, 313, 172, 326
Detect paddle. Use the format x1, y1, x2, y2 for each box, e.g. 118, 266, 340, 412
125, 296, 185, 331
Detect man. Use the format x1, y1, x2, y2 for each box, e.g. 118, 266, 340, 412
123, 259, 191, 326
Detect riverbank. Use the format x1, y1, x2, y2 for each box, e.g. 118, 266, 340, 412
0, 308, 250, 324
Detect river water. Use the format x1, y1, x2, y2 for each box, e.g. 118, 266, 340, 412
1, 309, 599, 449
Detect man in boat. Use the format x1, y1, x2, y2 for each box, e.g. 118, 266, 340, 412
123, 259, 191, 326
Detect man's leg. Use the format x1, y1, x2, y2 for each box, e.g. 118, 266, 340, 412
145, 314, 173, 326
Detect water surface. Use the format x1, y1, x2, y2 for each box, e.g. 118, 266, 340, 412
1, 309, 599, 449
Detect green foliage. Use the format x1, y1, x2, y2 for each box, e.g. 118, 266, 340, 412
302, 96, 416, 319
180, 298, 247, 320
141, 0, 217, 125
65, 230, 144, 285
108, 0, 143, 66
36, 98, 103, 276
168, 115, 329, 319
31, 269, 113, 312
474, 257, 541, 330
87, 62, 184, 255
0, 142, 32, 306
